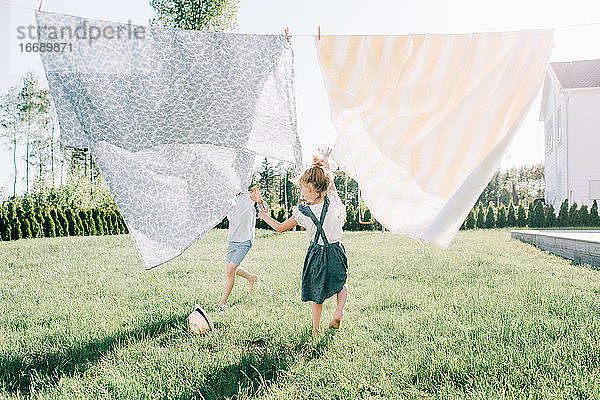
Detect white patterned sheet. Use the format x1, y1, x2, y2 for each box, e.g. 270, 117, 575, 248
36, 10, 301, 269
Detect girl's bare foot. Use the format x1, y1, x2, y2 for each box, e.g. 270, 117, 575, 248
329, 311, 343, 329
248, 275, 258, 293
312, 328, 319, 337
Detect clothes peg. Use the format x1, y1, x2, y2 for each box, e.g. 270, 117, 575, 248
318, 25, 321, 41
285, 27, 290, 43
38, 0, 44, 11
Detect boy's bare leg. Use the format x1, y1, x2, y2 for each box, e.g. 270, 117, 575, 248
219, 262, 239, 307
329, 284, 348, 329
234, 266, 258, 293
312, 302, 323, 336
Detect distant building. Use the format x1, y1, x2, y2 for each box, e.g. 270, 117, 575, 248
540, 59, 600, 210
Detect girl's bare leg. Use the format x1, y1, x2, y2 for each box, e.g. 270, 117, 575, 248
329, 284, 348, 329
234, 266, 258, 293
312, 302, 323, 336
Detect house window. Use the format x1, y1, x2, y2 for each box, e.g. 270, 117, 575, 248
590, 180, 600, 200
546, 116, 554, 152
556, 106, 562, 144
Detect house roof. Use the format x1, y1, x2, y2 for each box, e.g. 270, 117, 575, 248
550, 59, 600, 89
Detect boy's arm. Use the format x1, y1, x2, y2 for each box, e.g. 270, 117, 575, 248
258, 209, 297, 233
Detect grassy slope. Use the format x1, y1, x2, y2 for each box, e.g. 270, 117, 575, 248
1, 229, 599, 399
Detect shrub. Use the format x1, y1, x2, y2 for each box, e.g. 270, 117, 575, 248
7, 202, 21, 240
507, 201, 517, 227
87, 210, 97, 235
591, 200, 599, 227
92, 209, 104, 235
345, 205, 356, 230
557, 199, 570, 227
16, 204, 32, 239
496, 204, 507, 228
580, 205, 590, 227
465, 210, 475, 229
485, 204, 496, 229
476, 203, 485, 229
517, 202, 527, 228
0, 206, 10, 241
569, 203, 580, 227
64, 208, 80, 236
43, 210, 56, 237
532, 201, 545, 228
546, 204, 557, 227
527, 203, 534, 227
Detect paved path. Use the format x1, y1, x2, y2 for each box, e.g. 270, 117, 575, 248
511, 230, 600, 267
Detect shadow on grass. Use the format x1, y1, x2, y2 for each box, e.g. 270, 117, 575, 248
192, 329, 335, 400
1, 313, 336, 399
0, 312, 185, 396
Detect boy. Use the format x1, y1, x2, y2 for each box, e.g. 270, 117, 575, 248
218, 188, 264, 310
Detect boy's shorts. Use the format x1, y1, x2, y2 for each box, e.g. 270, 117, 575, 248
226, 240, 252, 265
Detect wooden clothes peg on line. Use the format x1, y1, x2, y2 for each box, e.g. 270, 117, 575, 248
38, 0, 44, 11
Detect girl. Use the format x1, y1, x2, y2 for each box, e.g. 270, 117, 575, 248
258, 150, 348, 336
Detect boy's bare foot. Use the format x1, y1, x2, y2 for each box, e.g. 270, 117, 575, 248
248, 274, 258, 293
329, 311, 343, 329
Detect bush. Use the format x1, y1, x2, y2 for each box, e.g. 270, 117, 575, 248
580, 205, 590, 226
476, 203, 485, 229
7, 202, 21, 240
507, 201, 517, 227
64, 208, 80, 236
92, 209, 104, 235
569, 203, 580, 227
496, 204, 507, 228
345, 205, 356, 230
43, 210, 56, 237
557, 199, 569, 227
532, 201, 545, 228
591, 200, 599, 227
87, 210, 97, 235
527, 203, 534, 227
465, 210, 475, 229
16, 204, 32, 239
485, 204, 496, 228
0, 206, 10, 241
517, 202, 527, 228
546, 204, 557, 227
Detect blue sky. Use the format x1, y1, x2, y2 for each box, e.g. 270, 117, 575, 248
1, 0, 600, 196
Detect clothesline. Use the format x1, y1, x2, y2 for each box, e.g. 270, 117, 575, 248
1, 1, 600, 32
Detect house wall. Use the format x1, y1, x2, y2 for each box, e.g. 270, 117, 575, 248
567, 89, 600, 207
543, 76, 568, 211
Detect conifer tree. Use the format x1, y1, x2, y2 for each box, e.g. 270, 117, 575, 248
580, 205, 590, 227
0, 206, 10, 241
527, 202, 535, 227
507, 201, 517, 227
558, 199, 570, 227
569, 202, 580, 227
546, 204, 557, 228
50, 209, 63, 236
87, 210, 97, 235
517, 202, 527, 228
485, 203, 495, 228
476, 203, 485, 229
532, 201, 545, 228
43, 210, 56, 237
591, 200, 599, 227
496, 204, 507, 228
465, 210, 475, 229
15, 204, 31, 238
7, 202, 21, 240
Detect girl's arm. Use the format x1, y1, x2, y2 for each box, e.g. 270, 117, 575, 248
258, 209, 297, 232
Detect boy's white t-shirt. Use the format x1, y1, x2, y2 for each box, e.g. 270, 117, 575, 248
227, 191, 257, 243
292, 189, 346, 245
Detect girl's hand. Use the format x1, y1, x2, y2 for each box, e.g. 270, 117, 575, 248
316, 147, 332, 170
257, 207, 269, 220
250, 187, 262, 203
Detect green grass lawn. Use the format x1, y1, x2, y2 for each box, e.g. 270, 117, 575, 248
1, 229, 600, 399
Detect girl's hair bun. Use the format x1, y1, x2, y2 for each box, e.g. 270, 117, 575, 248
312, 156, 326, 168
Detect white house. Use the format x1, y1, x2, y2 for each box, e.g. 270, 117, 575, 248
539, 59, 600, 211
